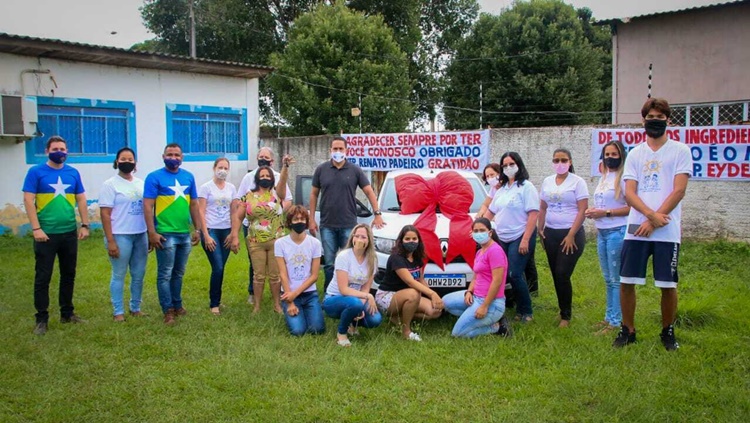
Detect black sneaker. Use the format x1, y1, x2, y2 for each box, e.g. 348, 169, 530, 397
494, 316, 513, 338
61, 314, 86, 324
33, 322, 48, 336
660, 325, 680, 351
612, 325, 636, 348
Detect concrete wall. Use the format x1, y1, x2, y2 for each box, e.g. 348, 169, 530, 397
263, 127, 750, 241
613, 2, 750, 123
0, 52, 260, 234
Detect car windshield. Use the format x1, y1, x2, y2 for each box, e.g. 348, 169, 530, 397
380, 176, 487, 213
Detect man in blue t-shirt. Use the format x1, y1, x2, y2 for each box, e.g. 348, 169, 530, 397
22, 136, 90, 335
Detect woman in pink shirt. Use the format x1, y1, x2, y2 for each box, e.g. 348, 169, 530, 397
443, 217, 510, 338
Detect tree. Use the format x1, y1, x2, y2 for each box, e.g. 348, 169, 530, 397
266, 3, 414, 135
443, 0, 611, 129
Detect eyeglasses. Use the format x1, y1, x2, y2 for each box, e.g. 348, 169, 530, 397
552, 158, 569, 164
501, 163, 516, 169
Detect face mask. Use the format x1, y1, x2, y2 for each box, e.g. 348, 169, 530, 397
503, 165, 518, 179
257, 159, 272, 167
117, 162, 136, 174
353, 239, 367, 250
644, 119, 668, 138
215, 169, 228, 180
403, 242, 419, 253
553, 162, 570, 175
290, 222, 307, 234
331, 152, 346, 163
164, 158, 181, 170
472, 232, 490, 245
48, 151, 67, 164
603, 157, 621, 170
258, 179, 274, 189
487, 177, 500, 188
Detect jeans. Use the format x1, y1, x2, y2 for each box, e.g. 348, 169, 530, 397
597, 225, 626, 326
542, 227, 586, 320
33, 230, 78, 323
242, 225, 254, 295
320, 226, 353, 291
155, 233, 192, 313
525, 248, 539, 293
106, 232, 148, 316
443, 290, 506, 338
323, 295, 383, 335
282, 291, 326, 336
202, 228, 232, 308
498, 231, 536, 316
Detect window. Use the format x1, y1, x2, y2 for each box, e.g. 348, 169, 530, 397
166, 104, 248, 161
673, 101, 749, 126
26, 97, 136, 164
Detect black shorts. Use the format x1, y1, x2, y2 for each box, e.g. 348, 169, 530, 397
620, 240, 679, 288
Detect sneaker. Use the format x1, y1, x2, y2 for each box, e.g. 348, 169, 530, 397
163, 309, 176, 325
33, 322, 48, 335
612, 325, 636, 348
61, 314, 86, 324
660, 325, 680, 351
174, 307, 187, 317
407, 332, 422, 342
494, 316, 513, 338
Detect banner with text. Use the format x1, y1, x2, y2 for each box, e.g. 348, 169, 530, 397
591, 126, 750, 180
342, 130, 490, 171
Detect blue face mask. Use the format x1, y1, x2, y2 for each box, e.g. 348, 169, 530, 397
472, 232, 490, 245
164, 158, 181, 170
48, 151, 67, 164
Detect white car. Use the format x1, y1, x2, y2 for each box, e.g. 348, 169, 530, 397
371, 169, 488, 295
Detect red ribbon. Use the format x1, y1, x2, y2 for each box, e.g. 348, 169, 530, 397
395, 171, 475, 269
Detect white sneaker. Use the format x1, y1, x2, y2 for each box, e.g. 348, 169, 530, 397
247, 295, 254, 305
407, 332, 422, 342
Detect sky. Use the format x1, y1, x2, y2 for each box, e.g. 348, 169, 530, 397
0, 0, 732, 49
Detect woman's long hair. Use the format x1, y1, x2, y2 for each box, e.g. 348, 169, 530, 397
343, 223, 377, 281
601, 141, 627, 200
251, 166, 275, 192
392, 224, 426, 266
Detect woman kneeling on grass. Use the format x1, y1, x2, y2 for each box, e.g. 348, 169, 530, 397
275, 205, 325, 336
322, 224, 382, 347
443, 218, 510, 338
375, 225, 443, 342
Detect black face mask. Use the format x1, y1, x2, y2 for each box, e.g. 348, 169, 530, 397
117, 162, 136, 174
403, 242, 419, 253
258, 179, 274, 189
290, 222, 307, 234
644, 119, 668, 138
603, 157, 621, 170
258, 159, 272, 167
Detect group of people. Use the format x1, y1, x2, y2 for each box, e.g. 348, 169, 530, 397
23, 98, 690, 351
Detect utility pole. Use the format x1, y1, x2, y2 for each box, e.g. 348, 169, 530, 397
358, 93, 362, 134
479, 82, 483, 129
189, 0, 196, 58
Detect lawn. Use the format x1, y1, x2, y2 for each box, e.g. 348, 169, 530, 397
0, 234, 748, 422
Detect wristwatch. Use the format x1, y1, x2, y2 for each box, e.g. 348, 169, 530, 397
81, 224, 90, 229
374, 210, 382, 216
606, 210, 612, 218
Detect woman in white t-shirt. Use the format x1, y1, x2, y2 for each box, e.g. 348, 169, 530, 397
538, 148, 589, 328
198, 158, 237, 316
275, 205, 325, 336
322, 224, 382, 347
585, 141, 630, 334
476, 163, 502, 219
485, 152, 538, 323
99, 147, 148, 322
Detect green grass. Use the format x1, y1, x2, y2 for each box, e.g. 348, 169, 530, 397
0, 234, 748, 422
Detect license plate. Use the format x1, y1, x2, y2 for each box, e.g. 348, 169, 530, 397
425, 274, 466, 288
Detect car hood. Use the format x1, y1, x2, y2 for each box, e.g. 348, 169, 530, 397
372, 211, 457, 240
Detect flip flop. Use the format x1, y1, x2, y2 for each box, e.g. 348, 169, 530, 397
337, 338, 352, 347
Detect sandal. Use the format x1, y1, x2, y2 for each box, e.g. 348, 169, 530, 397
210, 307, 221, 316
514, 314, 533, 323
592, 320, 609, 329
407, 332, 422, 342
596, 325, 618, 336
347, 325, 360, 336
336, 337, 352, 347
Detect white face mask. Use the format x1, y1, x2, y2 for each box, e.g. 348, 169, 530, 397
503, 165, 518, 178
331, 152, 346, 163
215, 169, 228, 180
488, 177, 500, 188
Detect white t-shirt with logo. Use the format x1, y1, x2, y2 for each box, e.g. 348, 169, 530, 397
540, 173, 590, 229
593, 172, 628, 230
623, 140, 692, 243
198, 180, 236, 230
234, 169, 293, 226
326, 248, 373, 296
274, 234, 322, 293
488, 181, 540, 242
99, 175, 147, 235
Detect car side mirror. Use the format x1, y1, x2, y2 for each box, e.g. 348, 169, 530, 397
356, 200, 373, 218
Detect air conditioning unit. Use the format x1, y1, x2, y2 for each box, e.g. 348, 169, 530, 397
0, 95, 38, 140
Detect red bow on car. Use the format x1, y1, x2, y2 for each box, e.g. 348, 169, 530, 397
395, 171, 475, 269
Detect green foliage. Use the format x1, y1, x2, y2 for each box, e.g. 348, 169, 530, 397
267, 3, 414, 135
444, 0, 611, 129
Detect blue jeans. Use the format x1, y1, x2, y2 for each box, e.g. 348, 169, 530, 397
320, 226, 353, 290
106, 233, 148, 316
282, 291, 326, 336
155, 233, 192, 313
201, 228, 231, 308
444, 290, 506, 338
322, 295, 383, 335
498, 231, 536, 316
242, 225, 254, 295
597, 225, 626, 326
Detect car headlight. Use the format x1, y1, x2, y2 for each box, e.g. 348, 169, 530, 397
374, 236, 395, 254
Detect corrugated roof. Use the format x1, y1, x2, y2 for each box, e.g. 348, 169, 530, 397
596, 0, 749, 25
0, 32, 273, 79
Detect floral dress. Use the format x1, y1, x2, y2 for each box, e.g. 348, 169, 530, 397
244, 189, 285, 243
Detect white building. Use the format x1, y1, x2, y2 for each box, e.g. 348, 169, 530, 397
0, 33, 271, 234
